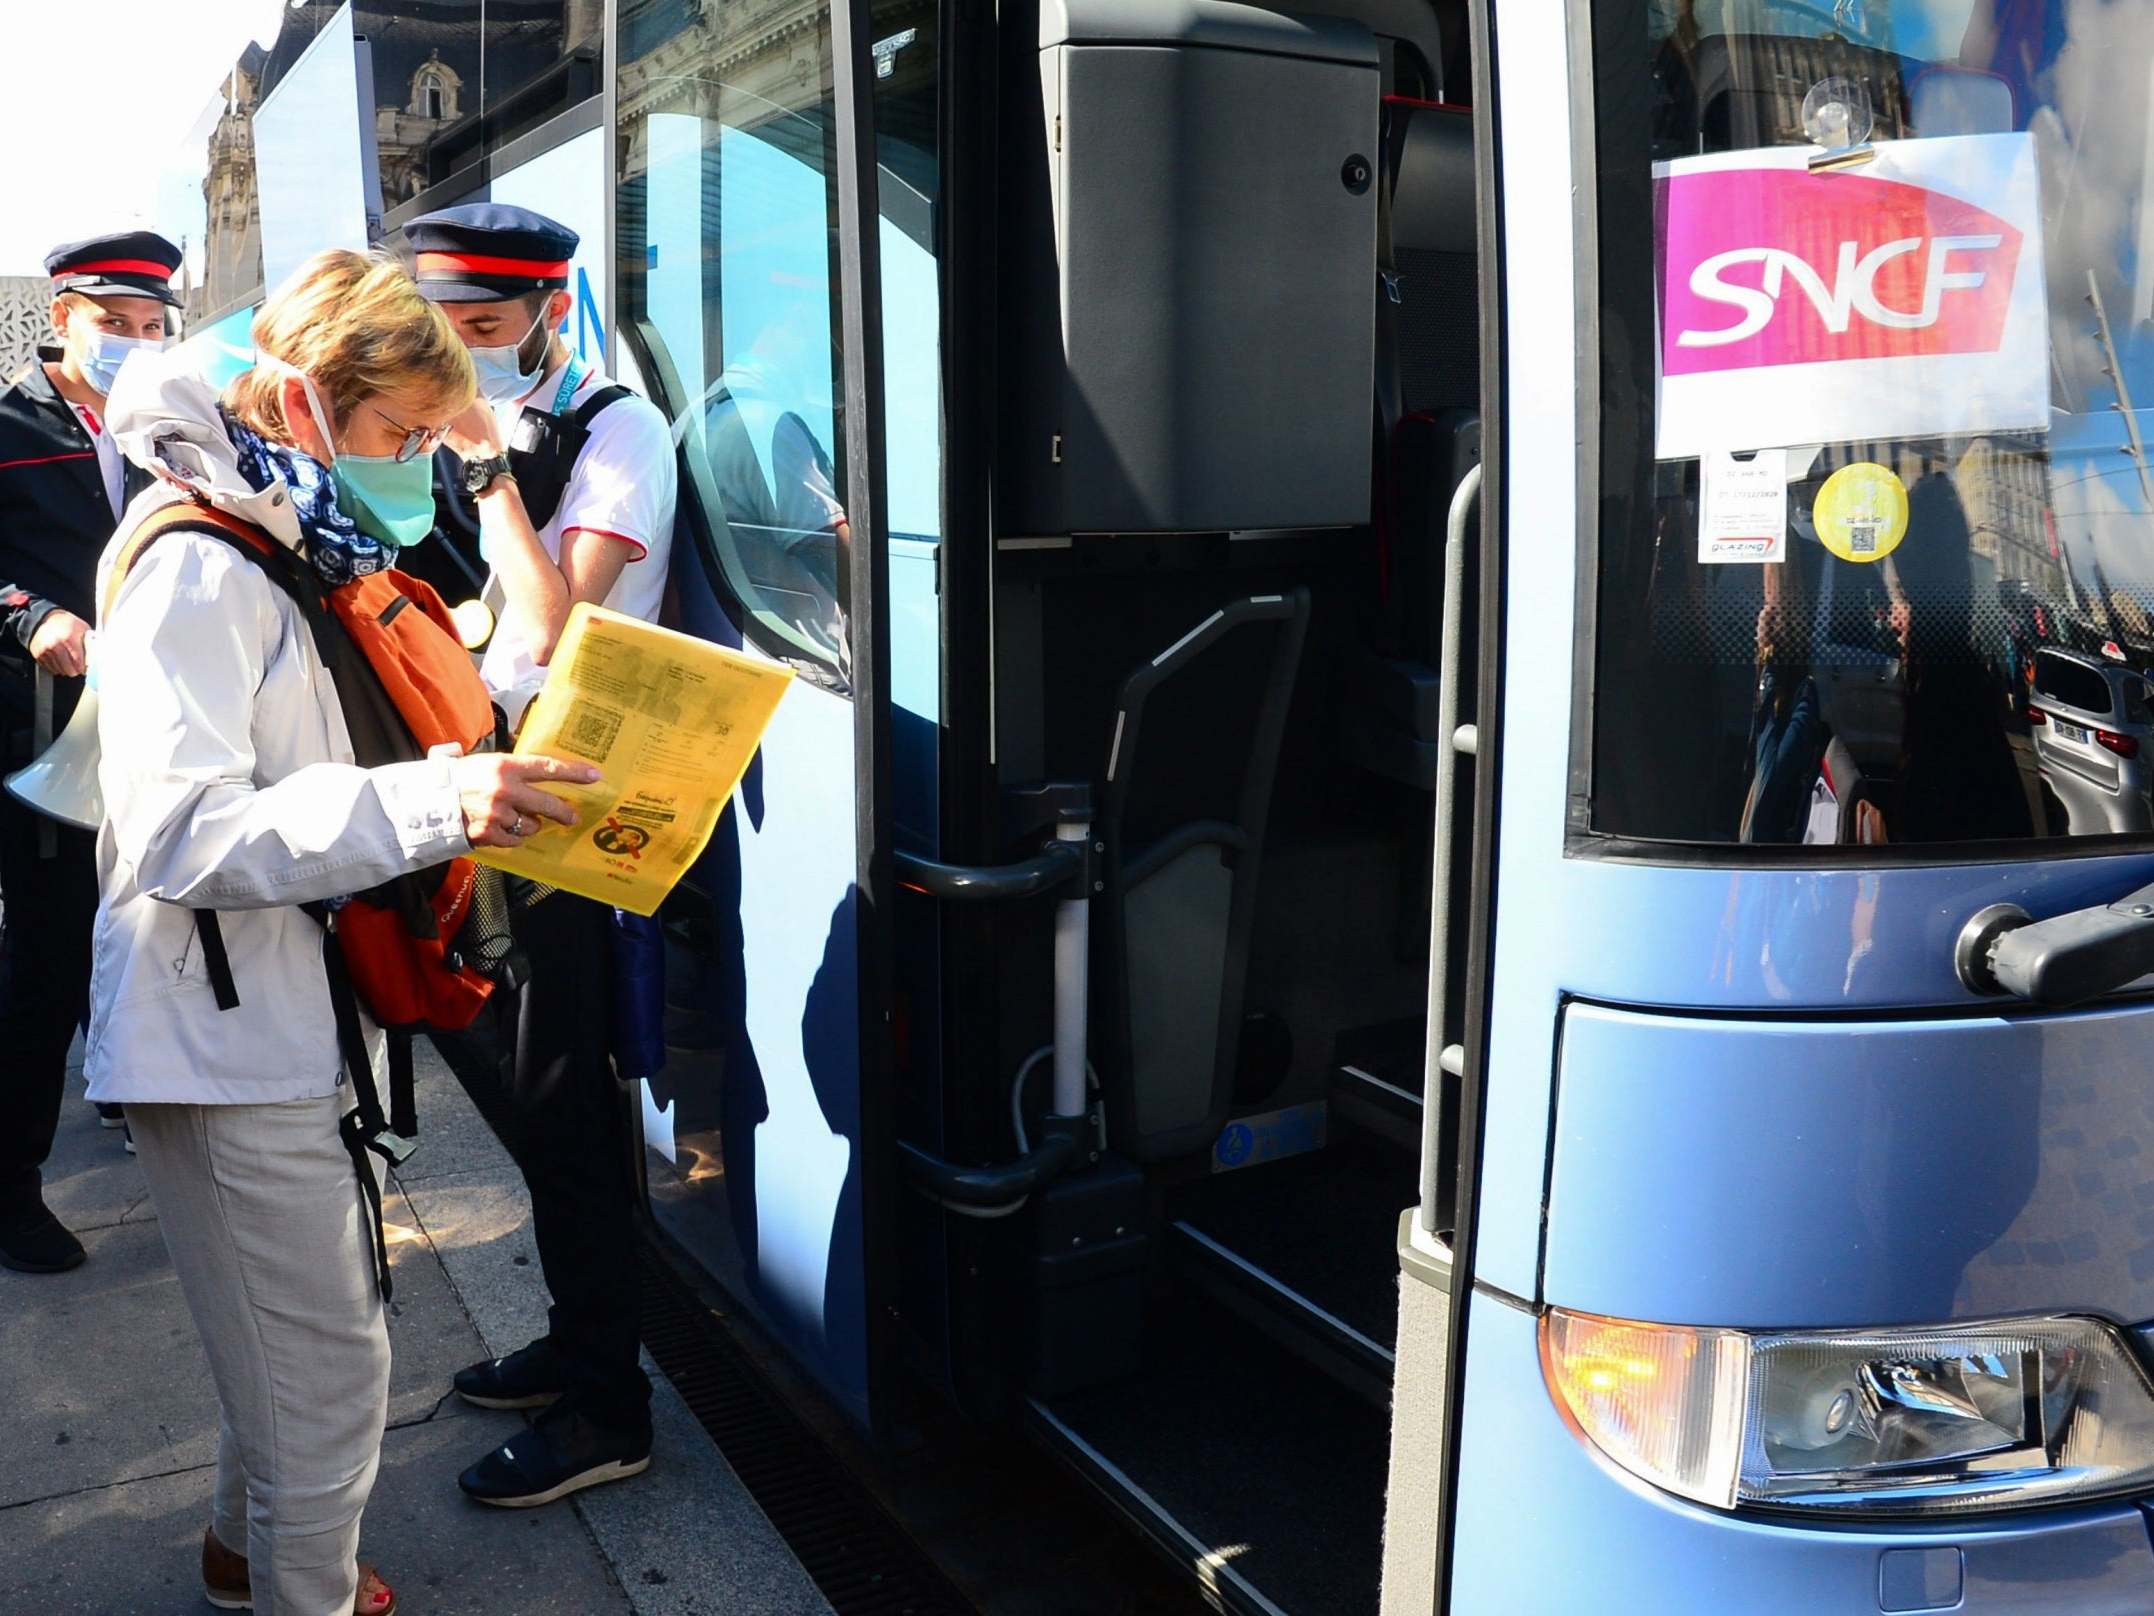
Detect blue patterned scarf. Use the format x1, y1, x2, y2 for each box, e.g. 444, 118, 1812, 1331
222, 408, 398, 588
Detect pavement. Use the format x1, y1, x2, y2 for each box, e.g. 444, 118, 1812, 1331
0, 1037, 834, 1616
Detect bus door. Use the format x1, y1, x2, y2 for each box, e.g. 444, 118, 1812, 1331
1408, 3, 2154, 1611
611, 0, 942, 1432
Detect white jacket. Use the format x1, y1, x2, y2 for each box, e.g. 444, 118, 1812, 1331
83, 345, 470, 1105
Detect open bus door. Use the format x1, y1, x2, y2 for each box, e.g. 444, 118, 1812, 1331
609, 0, 938, 1434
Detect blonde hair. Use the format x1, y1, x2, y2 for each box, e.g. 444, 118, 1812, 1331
225, 249, 474, 442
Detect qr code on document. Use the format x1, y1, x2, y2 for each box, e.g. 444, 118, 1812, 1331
559, 700, 624, 763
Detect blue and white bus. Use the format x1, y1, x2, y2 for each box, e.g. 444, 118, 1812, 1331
171, 0, 2154, 1609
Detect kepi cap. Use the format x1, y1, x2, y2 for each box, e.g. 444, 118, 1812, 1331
46, 231, 183, 307
407, 204, 577, 304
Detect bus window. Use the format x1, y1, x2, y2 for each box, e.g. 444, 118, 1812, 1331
1592, 1, 2154, 849
617, 2, 853, 686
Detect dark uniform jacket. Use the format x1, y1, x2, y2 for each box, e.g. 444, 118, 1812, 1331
0, 350, 147, 757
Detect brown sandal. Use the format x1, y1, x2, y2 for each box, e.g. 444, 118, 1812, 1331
199, 1527, 397, 1613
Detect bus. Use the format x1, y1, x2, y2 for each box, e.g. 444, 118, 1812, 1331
164, 0, 2154, 1610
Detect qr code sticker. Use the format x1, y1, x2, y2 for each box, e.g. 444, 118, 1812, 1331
560, 700, 624, 763
1848, 522, 1878, 555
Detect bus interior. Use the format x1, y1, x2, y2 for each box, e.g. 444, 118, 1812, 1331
941, 2, 1478, 1609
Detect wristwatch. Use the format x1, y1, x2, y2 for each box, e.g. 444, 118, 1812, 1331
462, 453, 515, 497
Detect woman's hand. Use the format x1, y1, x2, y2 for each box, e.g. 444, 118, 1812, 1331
452, 753, 602, 848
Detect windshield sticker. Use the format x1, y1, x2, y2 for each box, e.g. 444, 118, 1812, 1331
1654, 133, 2046, 460
1812, 462, 1909, 565
1698, 448, 1789, 564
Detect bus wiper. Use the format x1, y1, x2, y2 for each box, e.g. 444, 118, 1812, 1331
1956, 887, 2154, 1008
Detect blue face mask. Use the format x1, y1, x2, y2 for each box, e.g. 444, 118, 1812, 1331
295, 372, 438, 547
80, 331, 155, 396
470, 310, 550, 406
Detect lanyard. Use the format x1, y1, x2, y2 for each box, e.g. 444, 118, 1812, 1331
549, 356, 587, 417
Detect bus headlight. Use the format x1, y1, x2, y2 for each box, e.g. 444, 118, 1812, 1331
1542, 1310, 2154, 1514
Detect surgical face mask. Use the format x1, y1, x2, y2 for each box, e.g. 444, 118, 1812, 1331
292, 370, 439, 547
78, 330, 156, 397
469, 310, 552, 406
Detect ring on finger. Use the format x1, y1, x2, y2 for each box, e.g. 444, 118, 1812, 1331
514, 813, 533, 837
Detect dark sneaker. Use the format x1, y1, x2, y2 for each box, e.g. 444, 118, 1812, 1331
0, 1201, 86, 1273
122, 1122, 134, 1156
458, 1407, 651, 1508
453, 1338, 567, 1411
95, 1103, 126, 1129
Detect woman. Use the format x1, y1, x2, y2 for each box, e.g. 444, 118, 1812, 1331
88, 250, 598, 1616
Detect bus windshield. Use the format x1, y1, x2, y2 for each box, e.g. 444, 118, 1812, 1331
1591, 0, 2154, 849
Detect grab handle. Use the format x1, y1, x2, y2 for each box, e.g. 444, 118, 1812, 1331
1419, 462, 1481, 1234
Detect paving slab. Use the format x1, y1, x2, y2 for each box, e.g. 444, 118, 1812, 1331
394, 1036, 516, 1185
0, 1411, 633, 1614
37, 1089, 146, 1236
0, 1219, 220, 1507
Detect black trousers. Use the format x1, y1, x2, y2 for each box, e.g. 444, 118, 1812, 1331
0, 790, 96, 1211
499, 891, 650, 1432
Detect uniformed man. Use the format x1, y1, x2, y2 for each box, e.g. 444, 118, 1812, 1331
0, 232, 178, 1272
418, 204, 678, 1506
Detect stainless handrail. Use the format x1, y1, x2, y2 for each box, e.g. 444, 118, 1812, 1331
1419, 462, 1482, 1234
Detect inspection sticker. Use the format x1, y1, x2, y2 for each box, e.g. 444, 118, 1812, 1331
1699, 448, 1789, 564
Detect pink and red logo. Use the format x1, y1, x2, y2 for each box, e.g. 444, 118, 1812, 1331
1658, 168, 2023, 376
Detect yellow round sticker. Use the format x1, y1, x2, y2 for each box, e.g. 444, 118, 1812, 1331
1813, 462, 1909, 565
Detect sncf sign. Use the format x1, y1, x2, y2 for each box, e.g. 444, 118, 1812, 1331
1661, 169, 2022, 375
1652, 134, 2048, 461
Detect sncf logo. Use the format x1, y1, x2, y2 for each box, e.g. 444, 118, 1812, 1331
1659, 169, 2023, 376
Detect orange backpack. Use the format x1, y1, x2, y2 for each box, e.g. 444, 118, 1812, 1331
110, 498, 514, 1029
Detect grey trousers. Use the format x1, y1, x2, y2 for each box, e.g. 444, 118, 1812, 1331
129, 1095, 388, 1616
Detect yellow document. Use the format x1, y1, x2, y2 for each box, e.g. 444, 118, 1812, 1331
469, 603, 793, 915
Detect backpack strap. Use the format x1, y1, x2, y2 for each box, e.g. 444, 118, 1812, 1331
319, 919, 416, 1306
101, 498, 285, 624
571, 384, 632, 431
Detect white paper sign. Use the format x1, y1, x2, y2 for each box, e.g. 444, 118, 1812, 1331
1655, 133, 2048, 460
1699, 449, 1788, 564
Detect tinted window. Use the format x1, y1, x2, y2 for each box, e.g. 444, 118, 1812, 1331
2032, 654, 2114, 717
615, 0, 939, 689
1593, 1, 2154, 848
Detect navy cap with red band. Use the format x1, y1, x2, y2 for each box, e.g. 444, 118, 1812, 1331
406, 204, 578, 304
44, 231, 183, 307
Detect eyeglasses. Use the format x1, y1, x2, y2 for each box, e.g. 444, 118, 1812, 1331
367, 403, 452, 464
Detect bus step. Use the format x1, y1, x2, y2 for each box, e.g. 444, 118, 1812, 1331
1167, 1219, 1395, 1406
1025, 1292, 1386, 1616
1164, 1135, 1415, 1409
1327, 1060, 1424, 1151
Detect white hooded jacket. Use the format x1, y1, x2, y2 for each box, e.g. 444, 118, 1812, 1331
83, 344, 469, 1104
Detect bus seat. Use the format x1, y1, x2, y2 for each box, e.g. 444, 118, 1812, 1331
1095, 589, 1312, 1164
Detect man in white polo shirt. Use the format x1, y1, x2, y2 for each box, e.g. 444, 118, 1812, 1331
424, 203, 677, 1509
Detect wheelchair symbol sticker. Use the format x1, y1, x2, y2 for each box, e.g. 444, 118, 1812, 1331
1215, 1123, 1255, 1169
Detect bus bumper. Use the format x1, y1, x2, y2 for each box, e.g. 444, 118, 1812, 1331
1440, 1293, 2154, 1615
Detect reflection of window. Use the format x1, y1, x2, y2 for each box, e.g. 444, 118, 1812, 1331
617, 0, 942, 690
423, 79, 444, 120
1591, 1, 2154, 851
